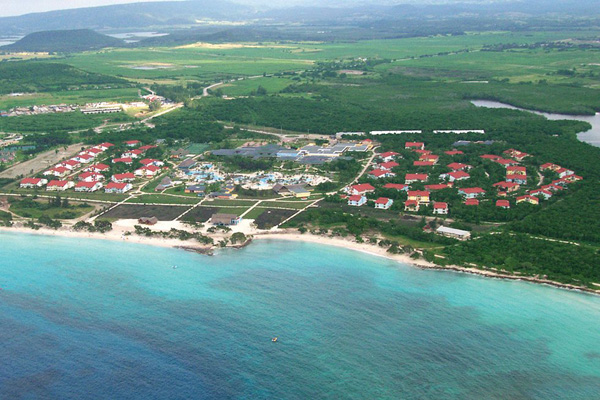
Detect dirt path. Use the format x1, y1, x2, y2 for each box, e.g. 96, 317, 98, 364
0, 143, 83, 179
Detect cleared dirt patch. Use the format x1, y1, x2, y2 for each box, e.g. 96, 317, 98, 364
0, 143, 84, 179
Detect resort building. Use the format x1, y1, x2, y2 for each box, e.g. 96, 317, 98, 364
105, 182, 132, 194
347, 183, 375, 195
407, 190, 430, 204
379, 151, 399, 162
516, 195, 540, 205
529, 189, 553, 200
404, 200, 420, 212
383, 183, 409, 191
20, 178, 47, 188
348, 195, 367, 207
493, 181, 520, 193
46, 180, 74, 191
496, 200, 510, 209
433, 202, 449, 215
405, 142, 425, 150
405, 173, 428, 184
464, 199, 479, 206
440, 170, 470, 182
447, 162, 471, 171
75, 181, 103, 192
413, 161, 434, 167
210, 213, 242, 226
374, 197, 393, 210
436, 226, 471, 240
459, 187, 486, 199
112, 173, 136, 183
368, 169, 395, 179
112, 157, 133, 165
78, 172, 104, 182
84, 163, 110, 173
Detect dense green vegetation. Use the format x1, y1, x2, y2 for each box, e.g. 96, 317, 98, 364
444, 233, 600, 286
0, 62, 129, 95
0, 111, 132, 133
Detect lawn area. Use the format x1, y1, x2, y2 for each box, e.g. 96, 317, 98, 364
128, 194, 199, 204
207, 199, 258, 207
243, 207, 267, 219
259, 200, 310, 210
9, 198, 94, 219
219, 76, 298, 97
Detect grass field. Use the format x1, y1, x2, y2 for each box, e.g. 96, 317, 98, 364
59, 31, 598, 86
65, 48, 312, 83
219, 76, 298, 96
128, 194, 199, 205
382, 47, 600, 85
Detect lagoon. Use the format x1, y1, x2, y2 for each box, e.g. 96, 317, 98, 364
471, 100, 600, 147
1, 232, 599, 399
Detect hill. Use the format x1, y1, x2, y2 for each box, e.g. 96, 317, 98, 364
0, 1, 253, 36
1, 29, 123, 53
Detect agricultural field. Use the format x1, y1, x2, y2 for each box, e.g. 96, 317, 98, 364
383, 47, 600, 85
66, 48, 313, 84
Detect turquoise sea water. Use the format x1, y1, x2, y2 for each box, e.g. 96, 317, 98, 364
1, 232, 599, 399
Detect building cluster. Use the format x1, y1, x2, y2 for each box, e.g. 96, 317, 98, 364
343, 141, 584, 214
20, 140, 167, 194
212, 140, 372, 165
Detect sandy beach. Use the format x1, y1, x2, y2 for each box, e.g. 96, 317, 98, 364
1, 223, 598, 296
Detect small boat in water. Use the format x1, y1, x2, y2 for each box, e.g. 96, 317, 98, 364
272, 337, 278, 342
172, 265, 178, 269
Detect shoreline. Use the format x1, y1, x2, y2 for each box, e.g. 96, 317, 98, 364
1, 224, 598, 297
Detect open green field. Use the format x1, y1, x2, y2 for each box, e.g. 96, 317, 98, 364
128, 194, 200, 205
219, 76, 298, 96
65, 48, 313, 83
0, 110, 133, 133
0, 88, 140, 110
59, 31, 597, 85
382, 47, 600, 85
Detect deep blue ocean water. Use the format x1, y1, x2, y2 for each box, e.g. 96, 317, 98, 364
1, 232, 599, 399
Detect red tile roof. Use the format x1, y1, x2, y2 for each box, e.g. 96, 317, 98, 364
413, 161, 434, 166
433, 202, 448, 209
496, 200, 510, 207
405, 173, 428, 181
408, 190, 430, 197
375, 197, 391, 205
351, 183, 375, 193
465, 199, 479, 206
383, 183, 408, 190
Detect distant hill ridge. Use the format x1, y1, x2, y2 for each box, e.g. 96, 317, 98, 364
1, 29, 123, 52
